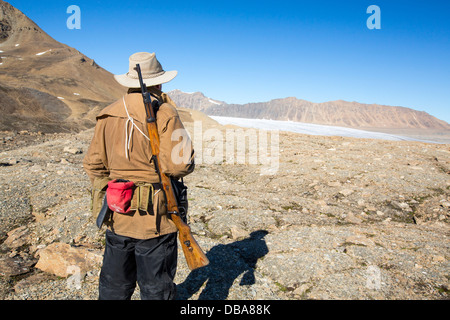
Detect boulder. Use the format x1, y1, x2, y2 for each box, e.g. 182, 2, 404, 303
0, 255, 35, 276
35, 242, 102, 277
3, 225, 30, 249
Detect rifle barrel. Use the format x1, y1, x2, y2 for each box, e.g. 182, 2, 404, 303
133, 63, 209, 270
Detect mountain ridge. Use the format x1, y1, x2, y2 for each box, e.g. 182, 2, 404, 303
1, 0, 448, 135
168, 89, 450, 131
0, 0, 126, 133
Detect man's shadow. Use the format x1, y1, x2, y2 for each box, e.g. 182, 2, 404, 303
176, 230, 269, 300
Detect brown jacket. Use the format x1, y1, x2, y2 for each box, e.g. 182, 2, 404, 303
83, 89, 195, 239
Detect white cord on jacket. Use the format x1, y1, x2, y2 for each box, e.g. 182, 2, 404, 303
123, 96, 150, 160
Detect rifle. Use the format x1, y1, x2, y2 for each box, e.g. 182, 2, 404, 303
134, 64, 209, 271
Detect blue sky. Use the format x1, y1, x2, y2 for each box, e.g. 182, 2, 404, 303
7, 0, 450, 123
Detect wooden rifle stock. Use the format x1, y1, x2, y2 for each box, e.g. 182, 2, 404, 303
134, 64, 209, 270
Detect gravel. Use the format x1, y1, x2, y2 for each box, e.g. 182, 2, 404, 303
0, 123, 449, 300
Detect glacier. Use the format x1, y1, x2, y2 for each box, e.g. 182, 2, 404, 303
210, 116, 439, 143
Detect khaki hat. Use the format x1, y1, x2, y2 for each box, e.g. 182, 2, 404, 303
114, 52, 177, 88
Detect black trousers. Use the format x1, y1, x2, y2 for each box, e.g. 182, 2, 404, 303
99, 230, 178, 300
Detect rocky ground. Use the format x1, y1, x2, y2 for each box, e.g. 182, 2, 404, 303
0, 119, 449, 300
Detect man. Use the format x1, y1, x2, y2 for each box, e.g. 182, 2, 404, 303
83, 52, 195, 300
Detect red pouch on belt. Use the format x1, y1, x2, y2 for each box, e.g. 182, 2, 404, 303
106, 179, 135, 214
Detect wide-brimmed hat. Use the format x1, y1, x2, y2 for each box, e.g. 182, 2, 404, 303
114, 52, 177, 88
